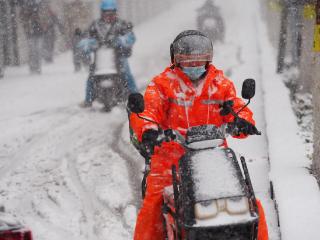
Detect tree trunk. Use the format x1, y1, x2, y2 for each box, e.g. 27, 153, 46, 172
277, 4, 288, 73
10, 0, 19, 65
1, 1, 10, 66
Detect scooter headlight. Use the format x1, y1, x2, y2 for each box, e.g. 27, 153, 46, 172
194, 200, 218, 220
225, 196, 249, 215
194, 197, 249, 220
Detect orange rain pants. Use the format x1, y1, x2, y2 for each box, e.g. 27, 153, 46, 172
134, 142, 269, 240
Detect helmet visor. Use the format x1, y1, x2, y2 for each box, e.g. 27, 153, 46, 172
173, 35, 213, 63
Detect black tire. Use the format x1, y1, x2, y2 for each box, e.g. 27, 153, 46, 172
102, 104, 112, 112
270, 181, 274, 200
162, 205, 169, 240
92, 74, 124, 111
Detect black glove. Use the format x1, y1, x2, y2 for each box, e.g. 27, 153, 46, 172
232, 118, 259, 136
220, 100, 234, 116
164, 129, 176, 141
142, 129, 160, 154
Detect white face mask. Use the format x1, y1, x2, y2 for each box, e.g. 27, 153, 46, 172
181, 66, 207, 81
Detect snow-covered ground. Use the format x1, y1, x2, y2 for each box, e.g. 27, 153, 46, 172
1, 0, 319, 239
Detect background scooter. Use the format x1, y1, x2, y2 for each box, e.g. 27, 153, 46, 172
89, 47, 129, 112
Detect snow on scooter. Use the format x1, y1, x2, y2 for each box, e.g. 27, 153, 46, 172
89, 46, 129, 111
128, 79, 264, 240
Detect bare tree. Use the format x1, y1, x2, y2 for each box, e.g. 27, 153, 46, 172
0, 0, 5, 77
314, 71, 320, 181
9, 0, 19, 65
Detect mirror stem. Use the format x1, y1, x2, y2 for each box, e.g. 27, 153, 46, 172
137, 114, 161, 129
236, 99, 251, 115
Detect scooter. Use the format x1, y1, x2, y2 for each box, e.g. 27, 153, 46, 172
128, 79, 261, 240
89, 46, 129, 111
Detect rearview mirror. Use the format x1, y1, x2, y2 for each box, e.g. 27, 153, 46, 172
241, 79, 255, 100
127, 93, 145, 113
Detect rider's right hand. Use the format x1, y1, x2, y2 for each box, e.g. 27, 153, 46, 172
142, 129, 160, 156
142, 129, 160, 152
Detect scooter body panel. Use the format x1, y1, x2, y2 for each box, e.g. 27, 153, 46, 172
90, 47, 129, 110
162, 147, 259, 240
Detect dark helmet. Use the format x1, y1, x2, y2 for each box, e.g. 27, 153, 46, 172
170, 30, 213, 64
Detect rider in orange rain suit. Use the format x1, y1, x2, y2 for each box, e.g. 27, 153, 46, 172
130, 30, 268, 240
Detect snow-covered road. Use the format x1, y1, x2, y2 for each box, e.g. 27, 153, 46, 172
0, 0, 282, 239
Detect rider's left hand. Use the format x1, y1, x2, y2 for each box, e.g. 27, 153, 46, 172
117, 32, 136, 48
233, 118, 259, 136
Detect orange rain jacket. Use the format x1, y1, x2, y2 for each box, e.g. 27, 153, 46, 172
131, 64, 268, 240
130, 64, 254, 141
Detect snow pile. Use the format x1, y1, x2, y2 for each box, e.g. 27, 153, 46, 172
281, 69, 313, 159
191, 148, 243, 200
290, 92, 313, 159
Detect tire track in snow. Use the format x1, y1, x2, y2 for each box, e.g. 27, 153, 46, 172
0, 107, 79, 181
0, 107, 127, 240
0, 105, 77, 123
66, 154, 101, 240
48, 114, 122, 240
24, 112, 119, 240
67, 159, 132, 239
56, 112, 132, 239
111, 123, 142, 209
46, 117, 100, 240
31, 113, 99, 240
0, 108, 99, 240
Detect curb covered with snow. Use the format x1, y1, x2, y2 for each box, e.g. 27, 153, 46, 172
257, 12, 320, 240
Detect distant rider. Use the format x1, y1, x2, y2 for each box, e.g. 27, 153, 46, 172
72, 28, 90, 72
197, 0, 225, 43
129, 30, 268, 240
20, 0, 43, 74
79, 0, 137, 108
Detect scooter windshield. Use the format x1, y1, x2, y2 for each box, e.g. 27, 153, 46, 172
186, 125, 225, 143
185, 125, 226, 150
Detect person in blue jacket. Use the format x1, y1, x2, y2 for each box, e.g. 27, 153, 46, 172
79, 0, 137, 108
